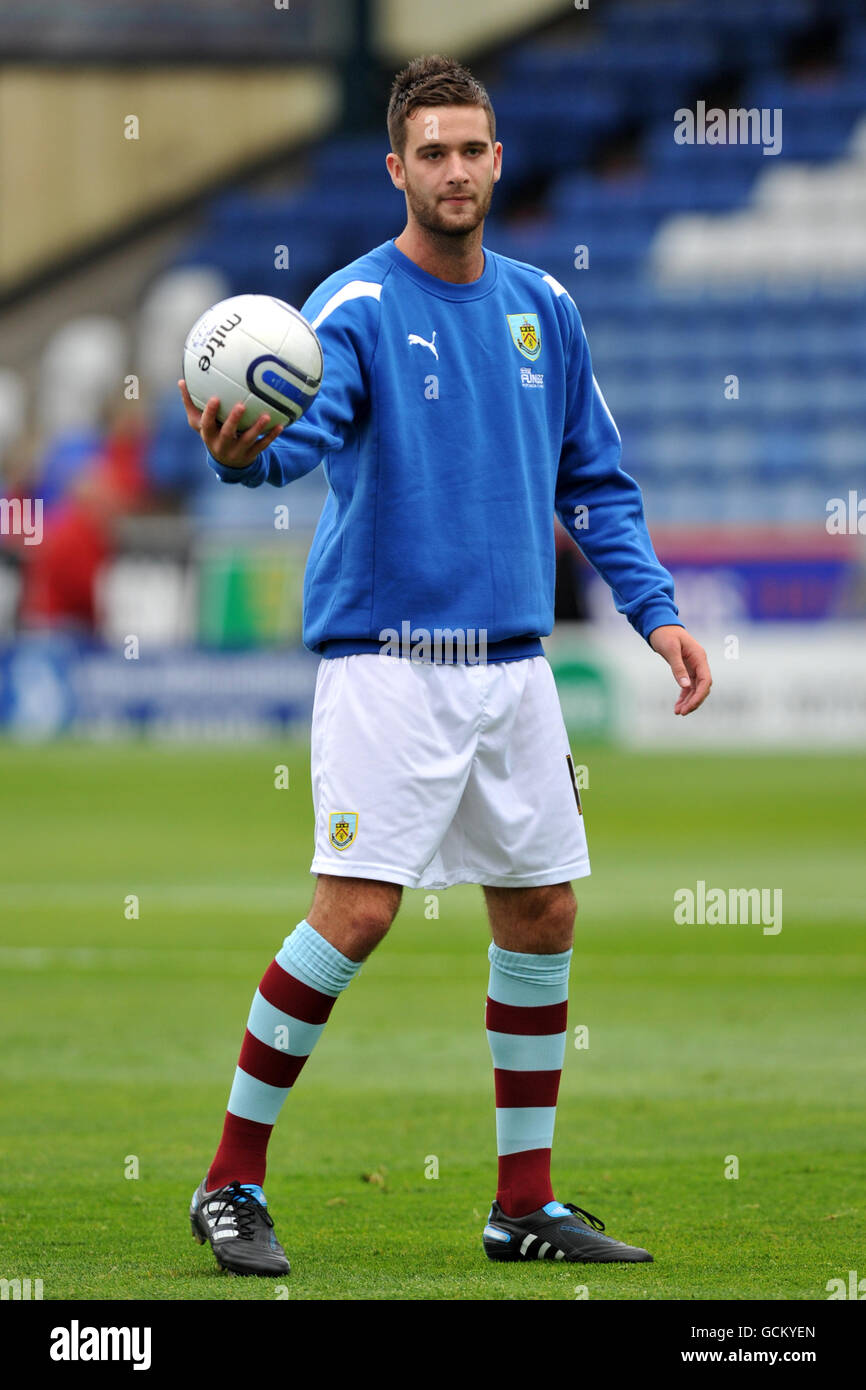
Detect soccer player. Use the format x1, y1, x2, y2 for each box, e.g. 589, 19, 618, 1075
179, 55, 711, 1275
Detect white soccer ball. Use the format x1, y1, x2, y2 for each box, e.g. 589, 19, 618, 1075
183, 293, 323, 431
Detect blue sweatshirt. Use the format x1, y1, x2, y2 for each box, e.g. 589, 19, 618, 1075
207, 238, 681, 659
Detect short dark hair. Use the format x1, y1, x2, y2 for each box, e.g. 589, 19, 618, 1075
387, 54, 495, 159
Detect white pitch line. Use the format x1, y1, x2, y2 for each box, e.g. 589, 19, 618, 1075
0, 946, 863, 976
0, 880, 313, 911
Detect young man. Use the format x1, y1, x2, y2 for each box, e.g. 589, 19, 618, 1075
179, 55, 711, 1276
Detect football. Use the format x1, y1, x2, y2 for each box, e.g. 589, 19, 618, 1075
182, 293, 323, 431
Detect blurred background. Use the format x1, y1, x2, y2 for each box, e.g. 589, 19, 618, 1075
1, 0, 865, 747
3, 4, 864, 1309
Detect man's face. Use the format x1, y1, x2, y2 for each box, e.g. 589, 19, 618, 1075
387, 105, 502, 237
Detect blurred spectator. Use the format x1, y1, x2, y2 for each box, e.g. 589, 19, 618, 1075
4, 400, 149, 633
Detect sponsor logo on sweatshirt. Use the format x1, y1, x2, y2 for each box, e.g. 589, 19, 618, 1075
520, 367, 544, 389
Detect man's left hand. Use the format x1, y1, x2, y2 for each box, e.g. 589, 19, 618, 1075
648, 625, 712, 716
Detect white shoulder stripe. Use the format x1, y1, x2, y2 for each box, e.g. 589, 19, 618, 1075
310, 280, 382, 331
543, 273, 575, 305
592, 372, 621, 444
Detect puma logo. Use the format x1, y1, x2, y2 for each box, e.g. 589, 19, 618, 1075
407, 330, 439, 360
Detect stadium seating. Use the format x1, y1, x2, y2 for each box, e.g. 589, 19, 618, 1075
164, 0, 866, 526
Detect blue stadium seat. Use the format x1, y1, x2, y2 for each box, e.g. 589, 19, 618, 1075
844, 22, 866, 71
310, 136, 392, 185
747, 74, 866, 118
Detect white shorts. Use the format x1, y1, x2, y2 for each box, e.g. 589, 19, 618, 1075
309, 653, 590, 891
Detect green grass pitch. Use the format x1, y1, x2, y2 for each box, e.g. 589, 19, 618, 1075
0, 740, 863, 1301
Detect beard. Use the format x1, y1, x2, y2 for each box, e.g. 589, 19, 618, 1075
402, 171, 495, 238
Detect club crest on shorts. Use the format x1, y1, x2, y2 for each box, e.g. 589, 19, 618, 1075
506, 312, 542, 361
329, 811, 358, 851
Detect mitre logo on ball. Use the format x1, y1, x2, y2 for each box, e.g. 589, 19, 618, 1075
183, 294, 323, 431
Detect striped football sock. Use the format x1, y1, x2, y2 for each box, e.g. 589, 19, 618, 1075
485, 942, 572, 1219
207, 920, 362, 1191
